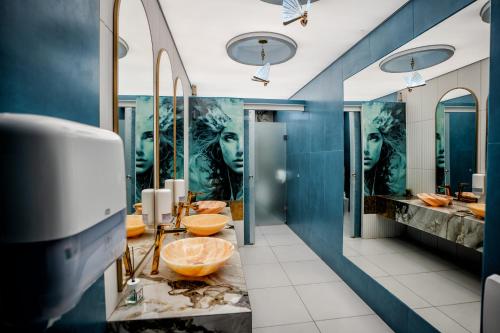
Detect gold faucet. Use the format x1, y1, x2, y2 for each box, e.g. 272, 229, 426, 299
151, 191, 203, 274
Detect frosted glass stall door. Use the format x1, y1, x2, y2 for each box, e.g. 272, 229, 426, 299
255, 122, 287, 226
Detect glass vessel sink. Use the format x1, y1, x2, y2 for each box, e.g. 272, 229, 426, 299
160, 237, 234, 277
468, 203, 485, 219
182, 214, 230, 236
126, 215, 146, 238
194, 200, 227, 214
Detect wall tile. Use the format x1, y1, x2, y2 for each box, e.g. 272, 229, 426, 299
480, 58, 490, 110
458, 61, 481, 99
421, 119, 435, 170
100, 0, 114, 31
406, 87, 423, 123
421, 79, 439, 121
437, 70, 458, 98
99, 22, 113, 131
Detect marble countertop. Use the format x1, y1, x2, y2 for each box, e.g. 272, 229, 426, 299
108, 208, 250, 323
380, 196, 484, 223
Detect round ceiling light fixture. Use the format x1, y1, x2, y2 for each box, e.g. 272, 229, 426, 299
226, 32, 297, 66
260, 0, 319, 5
480, 1, 491, 24
379, 45, 455, 73
118, 37, 129, 59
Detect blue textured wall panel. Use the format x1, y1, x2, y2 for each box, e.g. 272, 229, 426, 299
0, 0, 100, 126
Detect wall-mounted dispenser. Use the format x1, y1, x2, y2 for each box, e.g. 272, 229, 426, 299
0, 114, 127, 329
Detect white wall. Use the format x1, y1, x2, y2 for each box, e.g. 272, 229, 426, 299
401, 58, 489, 194
99, 0, 192, 318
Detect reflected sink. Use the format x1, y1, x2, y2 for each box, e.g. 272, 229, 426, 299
182, 214, 230, 236
160, 237, 234, 277
468, 203, 485, 219
126, 215, 146, 238
194, 200, 227, 214
417, 193, 453, 207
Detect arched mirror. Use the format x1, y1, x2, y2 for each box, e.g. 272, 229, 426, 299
435, 88, 478, 195
114, 0, 154, 289
157, 50, 174, 186
173, 77, 184, 181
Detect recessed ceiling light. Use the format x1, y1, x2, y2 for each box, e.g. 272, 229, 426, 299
379, 45, 455, 73
480, 1, 491, 24
226, 32, 297, 66
118, 37, 129, 59
260, 0, 319, 5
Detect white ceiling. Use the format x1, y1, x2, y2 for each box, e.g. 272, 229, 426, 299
119, 0, 154, 96
158, 0, 407, 99
344, 0, 490, 101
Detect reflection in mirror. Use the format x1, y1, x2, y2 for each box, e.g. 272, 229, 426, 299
435, 88, 477, 196
157, 50, 174, 186
341, 4, 488, 329
173, 77, 184, 180
116, 0, 154, 287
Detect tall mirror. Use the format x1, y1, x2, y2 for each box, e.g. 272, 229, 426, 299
435, 88, 478, 195
173, 77, 184, 181
115, 0, 155, 288
157, 50, 175, 186
341, 2, 489, 331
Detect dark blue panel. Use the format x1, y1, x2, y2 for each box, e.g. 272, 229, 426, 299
413, 0, 474, 36
48, 276, 106, 333
483, 0, 500, 285
369, 3, 414, 64
0, 0, 100, 126
342, 38, 371, 80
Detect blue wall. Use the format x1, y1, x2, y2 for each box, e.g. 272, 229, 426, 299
484, 0, 500, 282
278, 0, 475, 332
0, 0, 100, 126
0, 1, 105, 332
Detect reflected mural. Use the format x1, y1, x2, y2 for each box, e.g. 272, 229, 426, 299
362, 101, 406, 197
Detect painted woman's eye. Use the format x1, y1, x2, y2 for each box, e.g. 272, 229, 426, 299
143, 131, 154, 141
368, 133, 381, 142
222, 132, 238, 142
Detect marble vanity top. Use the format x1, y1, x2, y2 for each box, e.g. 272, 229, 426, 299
383, 196, 484, 223
376, 195, 484, 252
107, 208, 250, 329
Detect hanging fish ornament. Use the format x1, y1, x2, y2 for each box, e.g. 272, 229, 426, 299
282, 0, 311, 27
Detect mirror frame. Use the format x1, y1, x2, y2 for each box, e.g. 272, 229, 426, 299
435, 87, 480, 192
113, 0, 156, 291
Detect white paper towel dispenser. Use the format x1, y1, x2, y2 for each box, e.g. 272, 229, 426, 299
0, 114, 126, 328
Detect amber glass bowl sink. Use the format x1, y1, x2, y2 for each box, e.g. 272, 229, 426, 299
126, 215, 146, 238
417, 193, 453, 207
468, 203, 485, 219
194, 200, 227, 214
160, 237, 234, 277
182, 214, 230, 236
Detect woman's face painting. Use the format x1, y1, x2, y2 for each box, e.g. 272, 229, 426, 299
135, 114, 154, 174
220, 119, 243, 174
435, 108, 446, 169
364, 123, 383, 171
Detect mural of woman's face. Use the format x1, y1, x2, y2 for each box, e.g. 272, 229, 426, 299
135, 114, 154, 174
435, 107, 446, 169
364, 123, 383, 171
220, 119, 243, 174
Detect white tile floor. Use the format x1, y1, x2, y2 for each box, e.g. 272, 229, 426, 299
244, 225, 393, 333
343, 235, 482, 333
